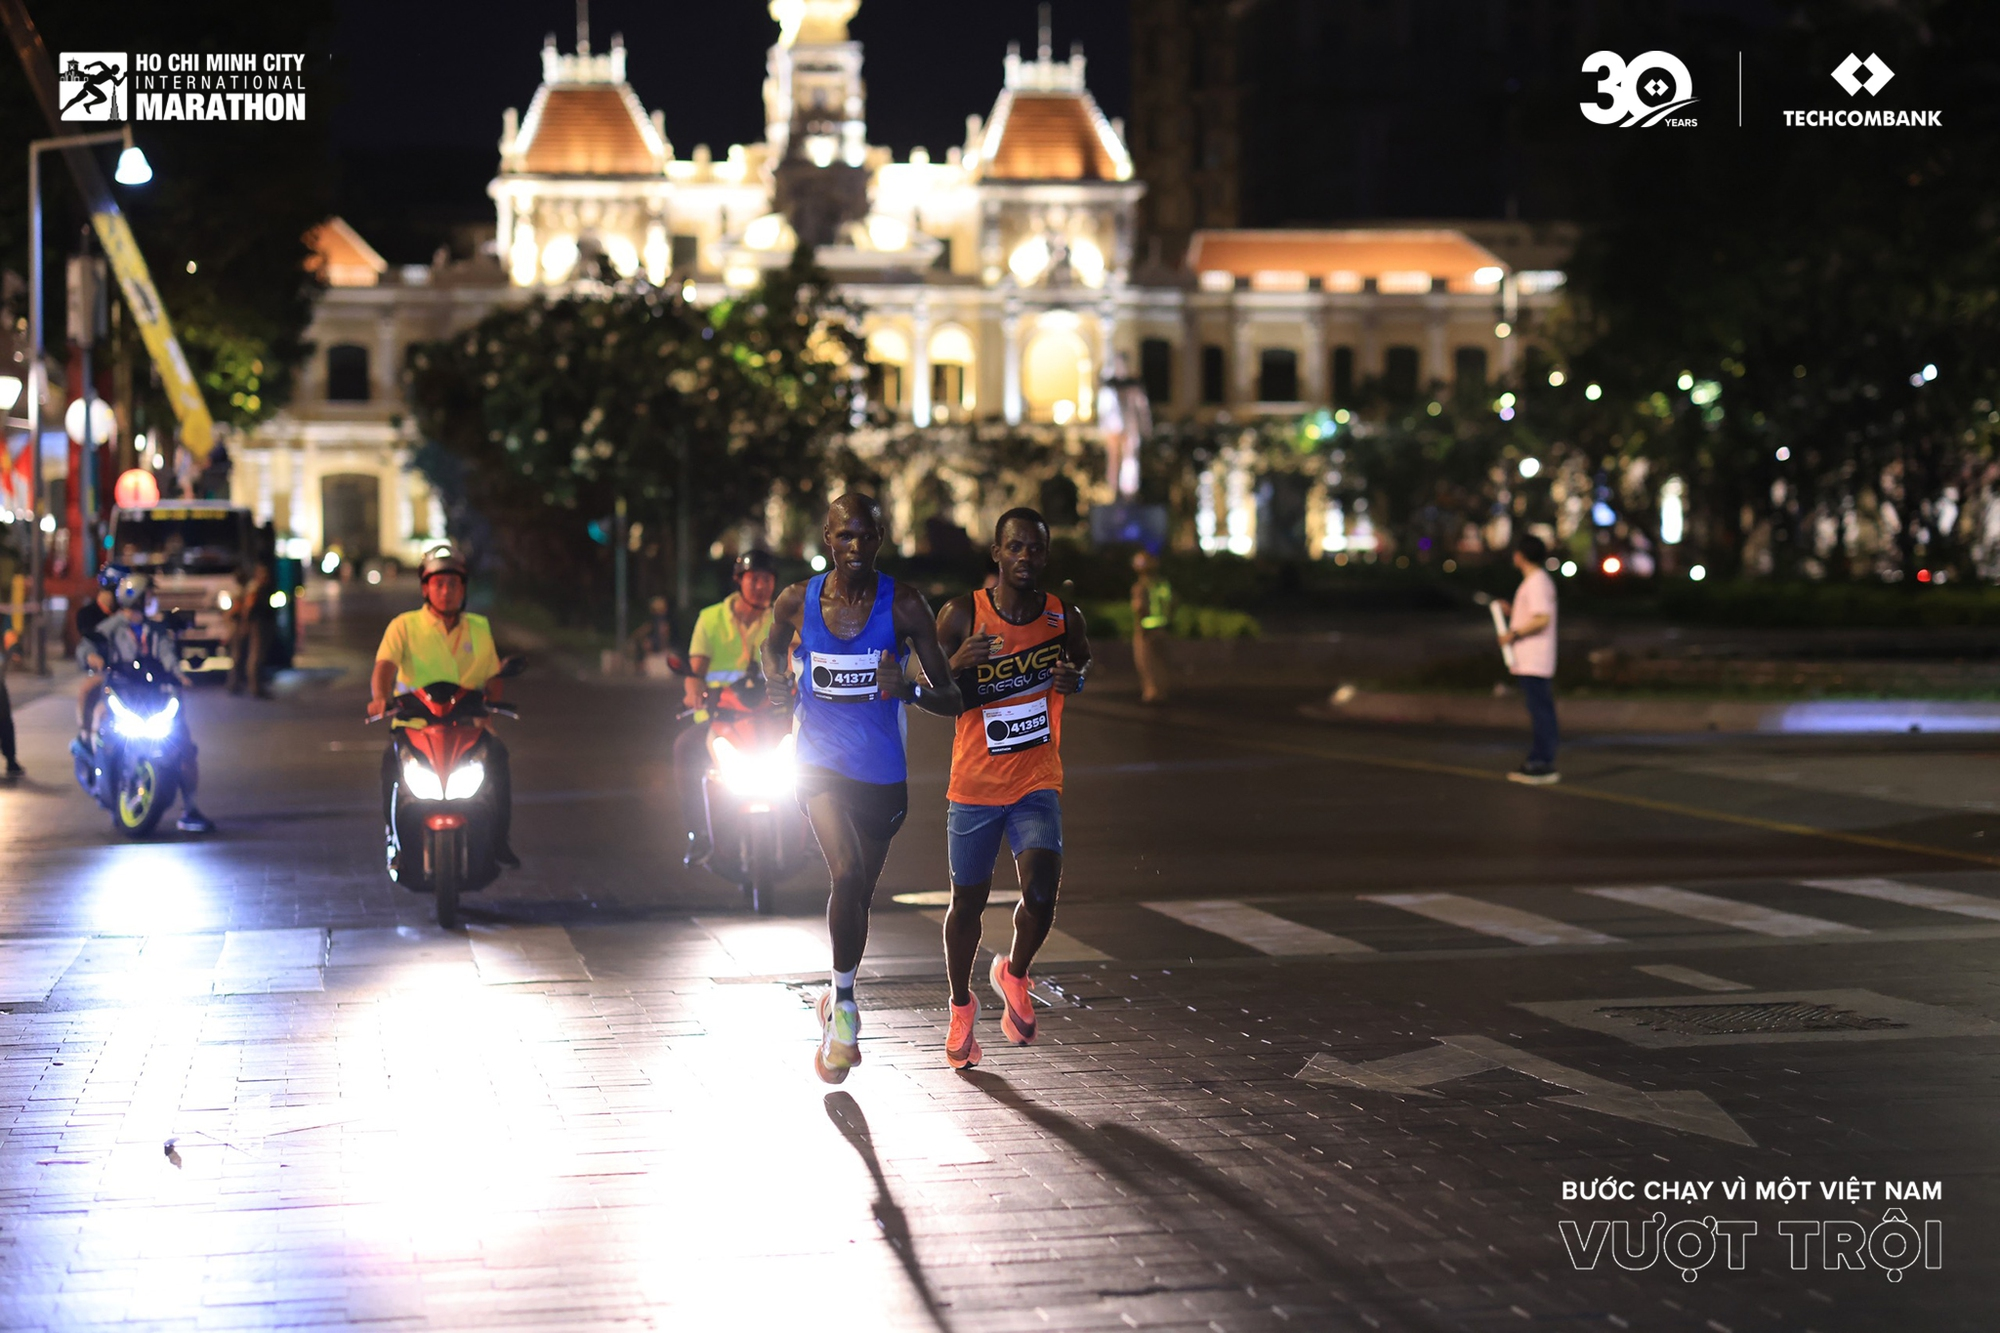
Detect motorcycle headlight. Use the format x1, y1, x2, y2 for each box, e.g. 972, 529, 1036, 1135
444, 760, 485, 801
401, 757, 445, 802
108, 692, 179, 740
710, 731, 796, 799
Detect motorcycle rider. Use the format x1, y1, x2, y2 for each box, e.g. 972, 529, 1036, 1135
76, 572, 215, 833
368, 546, 516, 868
762, 494, 962, 1082
676, 549, 779, 865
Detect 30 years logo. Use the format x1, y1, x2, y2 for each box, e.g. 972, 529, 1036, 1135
1580, 50, 1699, 128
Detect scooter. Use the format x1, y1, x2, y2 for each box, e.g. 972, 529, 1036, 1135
369, 658, 524, 929
675, 662, 811, 914
71, 625, 192, 838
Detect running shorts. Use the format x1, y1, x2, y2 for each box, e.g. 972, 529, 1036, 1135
796, 764, 909, 843
946, 789, 1063, 886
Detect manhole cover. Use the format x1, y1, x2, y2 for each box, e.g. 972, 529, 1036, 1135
1518, 988, 2000, 1047
1604, 1001, 1907, 1036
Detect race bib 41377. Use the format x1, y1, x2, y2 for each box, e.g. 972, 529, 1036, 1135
810, 651, 879, 700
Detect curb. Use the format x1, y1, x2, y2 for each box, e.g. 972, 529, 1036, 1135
1314, 690, 2000, 735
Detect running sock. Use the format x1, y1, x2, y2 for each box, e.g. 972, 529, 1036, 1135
833, 967, 857, 1003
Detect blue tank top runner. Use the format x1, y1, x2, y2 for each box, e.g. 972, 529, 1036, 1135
794, 572, 909, 785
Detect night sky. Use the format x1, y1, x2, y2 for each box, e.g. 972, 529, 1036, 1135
330, 0, 1129, 259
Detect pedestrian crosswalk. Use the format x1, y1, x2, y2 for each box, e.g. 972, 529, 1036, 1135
2, 877, 1999, 1002
1362, 892, 1621, 947
1584, 885, 1866, 938
1141, 899, 1373, 955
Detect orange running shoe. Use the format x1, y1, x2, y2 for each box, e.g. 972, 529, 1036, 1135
989, 954, 1037, 1045
814, 989, 862, 1083
944, 997, 981, 1069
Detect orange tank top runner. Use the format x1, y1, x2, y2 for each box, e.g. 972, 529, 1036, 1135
948, 589, 1068, 807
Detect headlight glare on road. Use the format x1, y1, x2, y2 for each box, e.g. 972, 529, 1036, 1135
709, 732, 795, 799
444, 761, 485, 801
402, 757, 445, 802
108, 692, 179, 740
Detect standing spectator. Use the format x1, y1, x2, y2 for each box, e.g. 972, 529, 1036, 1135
0, 615, 19, 779
1498, 534, 1560, 784
226, 558, 274, 697
628, 594, 675, 674
1129, 550, 1173, 705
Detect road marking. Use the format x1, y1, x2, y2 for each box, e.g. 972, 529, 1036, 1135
1801, 877, 2000, 923
1586, 885, 1866, 938
1072, 697, 2000, 869
465, 924, 592, 984
214, 929, 328, 994
1296, 1033, 1753, 1145
1635, 963, 1750, 992
0, 937, 87, 1003
1142, 899, 1373, 955
1520, 988, 2000, 1048
1363, 892, 1620, 946
920, 909, 1112, 963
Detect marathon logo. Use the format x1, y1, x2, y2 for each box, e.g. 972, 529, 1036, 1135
973, 638, 1064, 702
981, 697, 1051, 755
130, 53, 310, 121
809, 651, 879, 701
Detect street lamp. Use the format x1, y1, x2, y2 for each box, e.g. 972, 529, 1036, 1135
25, 124, 149, 672
114, 144, 152, 186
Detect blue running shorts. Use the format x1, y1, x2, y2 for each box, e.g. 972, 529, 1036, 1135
946, 789, 1063, 887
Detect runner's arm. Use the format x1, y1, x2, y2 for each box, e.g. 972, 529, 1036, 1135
891, 585, 963, 717
1051, 601, 1092, 693
760, 582, 809, 713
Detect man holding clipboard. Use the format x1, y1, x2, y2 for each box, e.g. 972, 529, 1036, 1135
1495, 534, 1560, 784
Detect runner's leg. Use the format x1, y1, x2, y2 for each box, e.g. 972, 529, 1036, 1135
806, 792, 892, 975
1008, 849, 1061, 977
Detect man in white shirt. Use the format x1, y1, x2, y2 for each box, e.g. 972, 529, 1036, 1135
1497, 534, 1559, 784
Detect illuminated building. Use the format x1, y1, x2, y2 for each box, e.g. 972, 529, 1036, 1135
240, 1, 1562, 563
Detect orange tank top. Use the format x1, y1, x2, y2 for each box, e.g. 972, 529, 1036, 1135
948, 590, 1068, 806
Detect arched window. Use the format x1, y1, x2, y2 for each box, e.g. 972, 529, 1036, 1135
929, 325, 975, 416
1258, 348, 1299, 403
1024, 326, 1091, 423
326, 344, 370, 403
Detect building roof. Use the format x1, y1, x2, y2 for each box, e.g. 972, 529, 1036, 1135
1185, 229, 1508, 294
517, 86, 661, 175
984, 95, 1124, 181
973, 39, 1132, 183
303, 217, 387, 288
501, 36, 668, 179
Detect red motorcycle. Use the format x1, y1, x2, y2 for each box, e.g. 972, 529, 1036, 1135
369, 661, 522, 928
676, 665, 811, 914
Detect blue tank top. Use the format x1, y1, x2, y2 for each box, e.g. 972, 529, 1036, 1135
794, 572, 908, 784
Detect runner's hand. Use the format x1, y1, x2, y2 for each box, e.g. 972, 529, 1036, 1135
876, 649, 909, 700
1051, 654, 1083, 695
949, 627, 999, 673
765, 670, 795, 715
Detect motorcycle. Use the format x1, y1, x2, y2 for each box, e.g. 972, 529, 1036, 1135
674, 661, 811, 914
369, 658, 524, 929
71, 622, 193, 838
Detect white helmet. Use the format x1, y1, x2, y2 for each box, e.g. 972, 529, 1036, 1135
113, 572, 151, 610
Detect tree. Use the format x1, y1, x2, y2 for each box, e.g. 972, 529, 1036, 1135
403, 258, 861, 612
1547, 0, 2000, 581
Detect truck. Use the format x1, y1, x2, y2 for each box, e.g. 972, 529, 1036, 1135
105, 501, 298, 677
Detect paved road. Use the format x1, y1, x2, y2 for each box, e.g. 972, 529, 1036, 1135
0, 585, 1994, 1330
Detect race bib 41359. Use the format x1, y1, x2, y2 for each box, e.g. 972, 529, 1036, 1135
982, 695, 1051, 754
